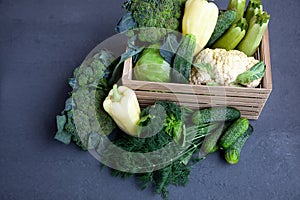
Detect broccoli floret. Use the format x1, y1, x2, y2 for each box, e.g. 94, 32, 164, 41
55, 50, 117, 150
125, 0, 186, 42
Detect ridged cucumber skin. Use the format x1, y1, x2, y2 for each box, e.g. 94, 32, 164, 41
219, 118, 249, 149
224, 124, 254, 164
207, 10, 237, 47
192, 107, 241, 125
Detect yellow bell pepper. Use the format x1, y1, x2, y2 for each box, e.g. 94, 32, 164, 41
103, 84, 140, 136
182, 0, 219, 55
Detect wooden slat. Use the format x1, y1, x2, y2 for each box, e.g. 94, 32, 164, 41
134, 89, 269, 97
135, 91, 267, 103
136, 93, 266, 107
261, 28, 273, 90
122, 57, 133, 82
125, 81, 271, 97
138, 98, 264, 110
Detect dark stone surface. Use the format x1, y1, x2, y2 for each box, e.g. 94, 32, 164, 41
0, 0, 299, 200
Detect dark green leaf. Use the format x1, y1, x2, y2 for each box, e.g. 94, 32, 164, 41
160, 34, 181, 64
115, 12, 137, 33
109, 35, 144, 86
54, 130, 71, 144
97, 50, 116, 68
64, 98, 74, 111
56, 115, 66, 131
235, 61, 266, 85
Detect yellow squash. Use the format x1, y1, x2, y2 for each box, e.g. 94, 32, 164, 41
182, 0, 219, 55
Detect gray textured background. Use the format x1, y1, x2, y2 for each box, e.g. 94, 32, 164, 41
1, 0, 299, 200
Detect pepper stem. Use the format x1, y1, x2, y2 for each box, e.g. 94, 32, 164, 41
112, 84, 122, 102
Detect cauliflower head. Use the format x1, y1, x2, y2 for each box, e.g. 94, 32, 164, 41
191, 48, 261, 87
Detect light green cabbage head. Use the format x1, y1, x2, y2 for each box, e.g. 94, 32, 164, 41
134, 44, 171, 82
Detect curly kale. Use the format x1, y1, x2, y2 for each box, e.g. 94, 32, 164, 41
117, 0, 186, 42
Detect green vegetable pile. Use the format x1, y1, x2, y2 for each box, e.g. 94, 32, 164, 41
55, 64, 255, 198
53, 1, 264, 199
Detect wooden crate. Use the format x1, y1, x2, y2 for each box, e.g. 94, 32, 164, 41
122, 28, 272, 120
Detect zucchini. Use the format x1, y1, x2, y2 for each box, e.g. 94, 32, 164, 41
219, 118, 249, 149
212, 18, 248, 50
237, 11, 270, 56
245, 0, 263, 23
224, 124, 254, 164
172, 34, 196, 84
192, 107, 240, 125
207, 10, 237, 47
227, 0, 247, 23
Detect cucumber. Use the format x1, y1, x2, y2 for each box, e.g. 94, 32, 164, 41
200, 121, 234, 154
219, 118, 249, 149
224, 124, 254, 164
172, 34, 196, 84
192, 107, 240, 125
207, 10, 237, 47
210, 145, 219, 153
201, 125, 223, 154
212, 18, 248, 50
